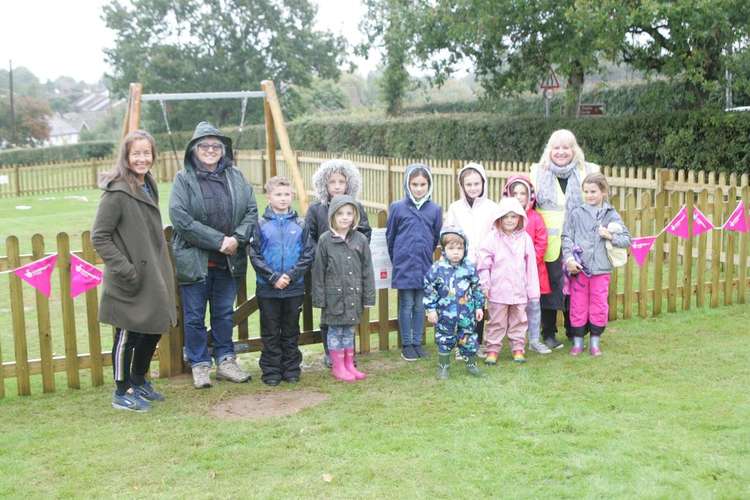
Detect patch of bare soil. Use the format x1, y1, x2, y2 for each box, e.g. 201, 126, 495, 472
210, 390, 329, 420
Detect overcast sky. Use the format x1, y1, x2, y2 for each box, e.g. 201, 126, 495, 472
0, 0, 379, 84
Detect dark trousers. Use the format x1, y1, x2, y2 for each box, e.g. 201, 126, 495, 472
258, 295, 304, 382
540, 253, 572, 341
112, 328, 161, 394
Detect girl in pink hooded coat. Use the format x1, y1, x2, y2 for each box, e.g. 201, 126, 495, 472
502, 175, 552, 355
477, 197, 540, 364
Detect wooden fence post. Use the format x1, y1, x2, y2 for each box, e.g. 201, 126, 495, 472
638, 192, 652, 318
7, 236, 31, 395
82, 232, 104, 387
14, 165, 20, 196
725, 186, 737, 305
695, 190, 709, 308
377, 211, 390, 351
738, 186, 749, 304
57, 232, 80, 389
710, 187, 722, 307
653, 190, 666, 316
31, 234, 55, 393
682, 191, 694, 310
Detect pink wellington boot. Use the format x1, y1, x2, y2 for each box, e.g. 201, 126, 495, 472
330, 350, 356, 382
344, 348, 366, 380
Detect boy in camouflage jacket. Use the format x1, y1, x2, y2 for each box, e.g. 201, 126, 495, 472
423, 227, 485, 379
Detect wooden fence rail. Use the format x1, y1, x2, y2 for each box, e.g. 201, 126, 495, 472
2, 150, 748, 210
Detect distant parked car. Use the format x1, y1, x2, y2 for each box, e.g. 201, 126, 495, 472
726, 106, 750, 112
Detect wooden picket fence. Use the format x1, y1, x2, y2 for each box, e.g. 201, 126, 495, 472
0, 152, 748, 398
1, 149, 748, 207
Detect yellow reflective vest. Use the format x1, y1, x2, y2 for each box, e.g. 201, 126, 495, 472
529, 162, 600, 262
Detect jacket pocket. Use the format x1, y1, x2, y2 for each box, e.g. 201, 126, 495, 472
174, 245, 202, 283
325, 286, 345, 315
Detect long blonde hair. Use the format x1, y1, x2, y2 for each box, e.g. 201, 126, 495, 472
537, 129, 585, 168
99, 130, 157, 192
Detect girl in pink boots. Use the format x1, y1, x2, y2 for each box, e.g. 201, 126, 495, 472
561, 173, 630, 356
477, 197, 540, 364
311, 195, 376, 381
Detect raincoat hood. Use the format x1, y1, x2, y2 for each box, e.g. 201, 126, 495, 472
492, 197, 528, 232
327, 194, 361, 234
183, 121, 234, 170
312, 159, 362, 204
502, 174, 537, 210
439, 226, 469, 262
457, 162, 488, 203
403, 163, 433, 209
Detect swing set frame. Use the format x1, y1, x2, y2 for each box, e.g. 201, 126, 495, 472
121, 80, 308, 211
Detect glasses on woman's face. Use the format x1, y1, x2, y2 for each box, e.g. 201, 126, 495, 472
197, 142, 223, 152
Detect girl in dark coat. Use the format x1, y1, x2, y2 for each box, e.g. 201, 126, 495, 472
386, 164, 442, 361
311, 195, 376, 382
92, 130, 177, 412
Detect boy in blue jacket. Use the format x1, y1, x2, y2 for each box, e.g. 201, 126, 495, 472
249, 176, 315, 385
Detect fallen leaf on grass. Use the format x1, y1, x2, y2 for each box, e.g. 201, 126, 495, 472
322, 473, 333, 483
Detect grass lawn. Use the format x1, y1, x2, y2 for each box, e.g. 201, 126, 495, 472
0, 304, 748, 498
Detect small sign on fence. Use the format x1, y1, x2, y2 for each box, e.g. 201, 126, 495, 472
369, 228, 392, 290
0, 175, 8, 185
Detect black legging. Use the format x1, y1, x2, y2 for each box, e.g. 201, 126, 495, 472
112, 328, 161, 395
540, 253, 572, 340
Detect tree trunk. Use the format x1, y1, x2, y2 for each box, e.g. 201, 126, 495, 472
564, 60, 585, 117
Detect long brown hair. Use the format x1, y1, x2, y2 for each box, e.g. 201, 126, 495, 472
99, 130, 157, 192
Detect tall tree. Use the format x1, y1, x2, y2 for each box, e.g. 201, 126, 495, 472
103, 0, 345, 130
411, 0, 610, 116
589, 0, 750, 106
359, 0, 418, 116
0, 96, 52, 146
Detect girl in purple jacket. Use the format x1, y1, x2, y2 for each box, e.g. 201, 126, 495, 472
386, 163, 442, 362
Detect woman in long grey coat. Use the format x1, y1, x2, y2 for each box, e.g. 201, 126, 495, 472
92, 129, 177, 412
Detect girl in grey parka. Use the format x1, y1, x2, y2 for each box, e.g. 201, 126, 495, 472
306, 159, 372, 367
311, 195, 376, 382
561, 173, 630, 357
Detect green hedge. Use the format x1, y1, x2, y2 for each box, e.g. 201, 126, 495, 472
405, 80, 732, 117
270, 111, 750, 173
0, 141, 116, 166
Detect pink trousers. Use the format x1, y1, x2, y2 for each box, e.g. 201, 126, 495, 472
569, 273, 611, 328
485, 302, 527, 353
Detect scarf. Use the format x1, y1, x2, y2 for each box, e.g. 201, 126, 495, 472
535, 160, 583, 215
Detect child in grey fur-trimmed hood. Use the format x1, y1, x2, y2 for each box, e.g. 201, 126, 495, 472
305, 159, 371, 368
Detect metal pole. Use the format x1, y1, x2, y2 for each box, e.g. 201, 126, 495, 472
9, 60, 16, 145
544, 89, 550, 119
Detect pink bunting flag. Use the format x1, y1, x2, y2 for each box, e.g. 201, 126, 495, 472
14, 254, 57, 298
691, 207, 714, 236
665, 206, 690, 239
630, 236, 657, 267
722, 200, 748, 233
70, 254, 103, 298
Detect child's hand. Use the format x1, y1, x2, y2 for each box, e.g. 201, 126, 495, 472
426, 310, 438, 324
598, 225, 613, 240
566, 259, 582, 274
475, 309, 484, 321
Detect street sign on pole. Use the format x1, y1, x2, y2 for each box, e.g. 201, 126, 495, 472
540, 67, 560, 119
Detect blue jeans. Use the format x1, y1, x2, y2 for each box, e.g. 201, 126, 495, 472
181, 267, 238, 367
327, 325, 355, 351
398, 288, 425, 347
